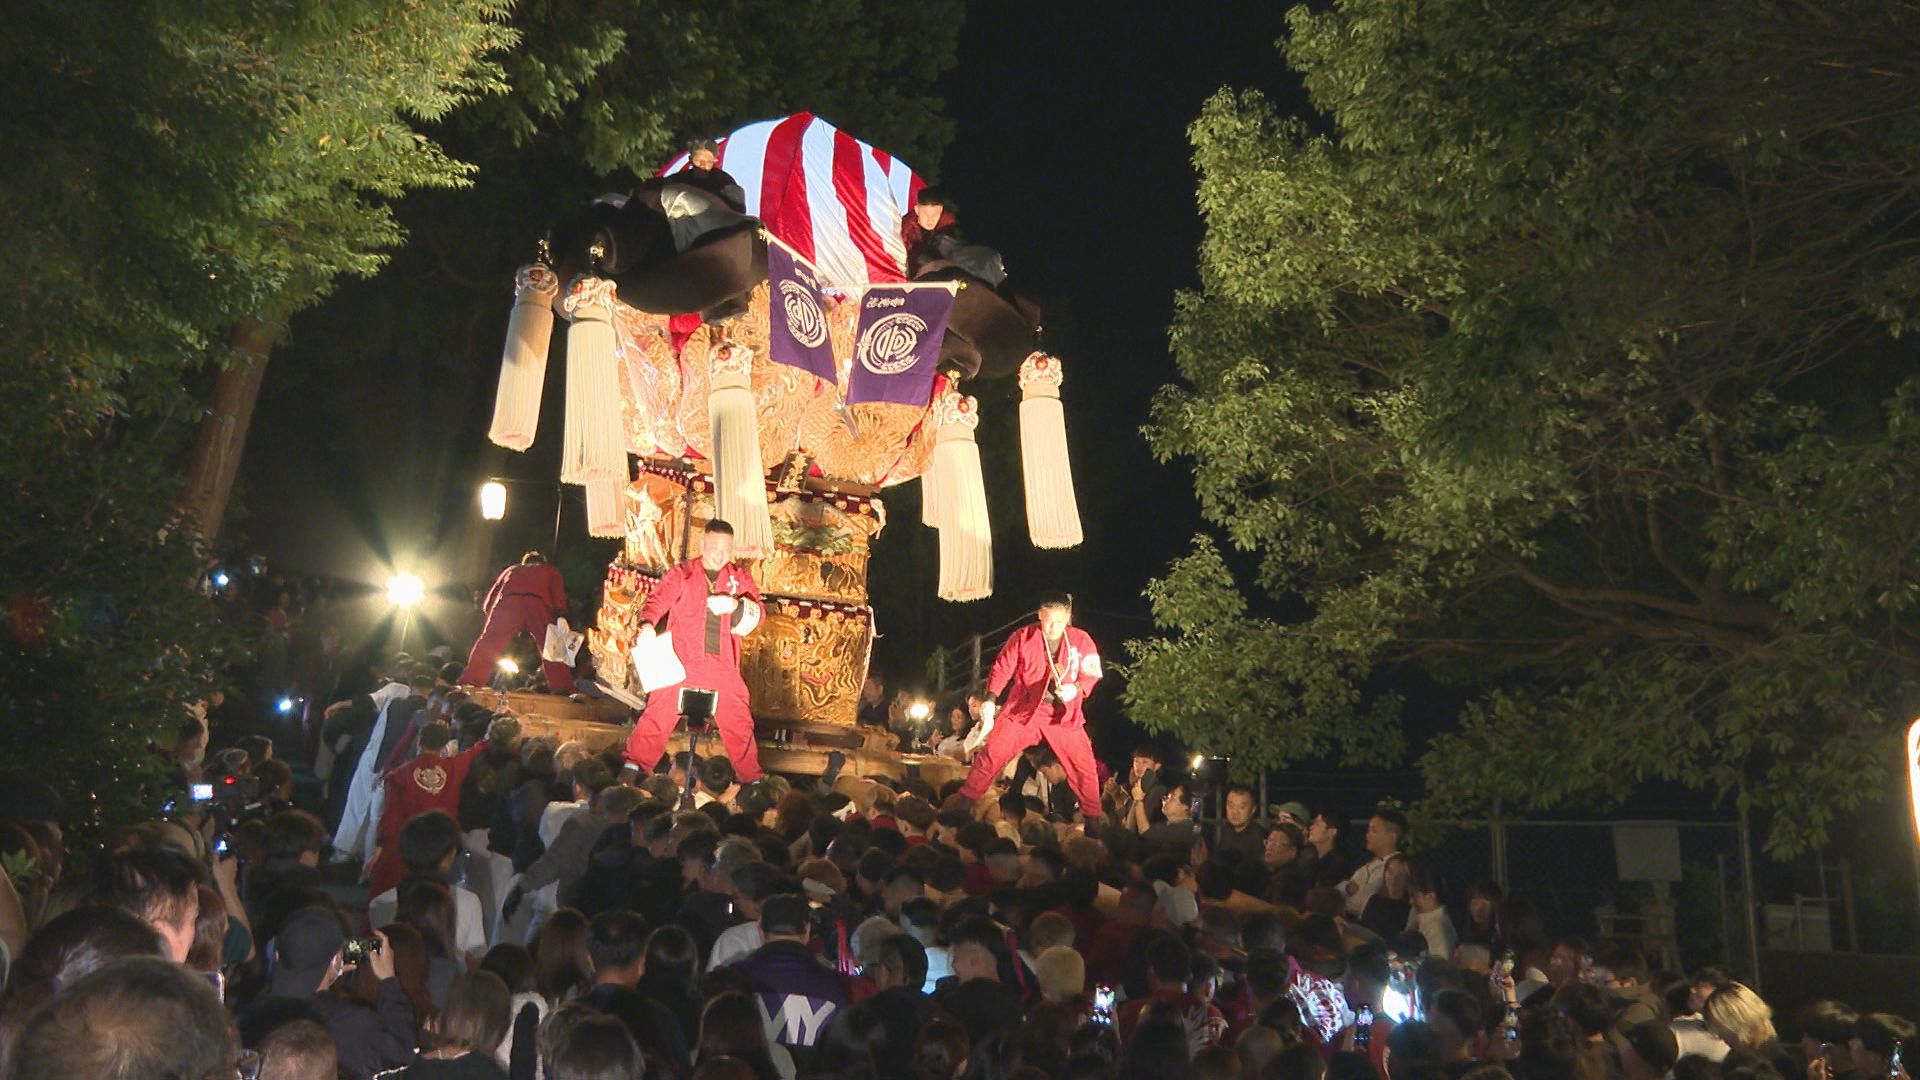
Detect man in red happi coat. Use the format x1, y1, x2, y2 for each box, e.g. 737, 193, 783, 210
458, 551, 575, 692
959, 591, 1105, 822
623, 520, 766, 781
367, 718, 488, 896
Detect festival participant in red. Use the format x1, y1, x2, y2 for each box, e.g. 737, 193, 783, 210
457, 551, 574, 692
900, 188, 962, 279
623, 520, 766, 781
959, 591, 1104, 823
365, 719, 488, 897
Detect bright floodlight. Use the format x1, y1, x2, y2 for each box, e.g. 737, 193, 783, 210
212, 570, 231, 589
907, 700, 931, 722
1908, 718, 1920, 843
386, 572, 425, 609
1192, 754, 1206, 771
497, 657, 520, 675
480, 481, 507, 521
276, 696, 295, 715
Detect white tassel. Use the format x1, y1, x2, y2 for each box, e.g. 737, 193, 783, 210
930, 388, 993, 602
708, 343, 774, 556
1018, 353, 1084, 548
487, 265, 559, 451
585, 477, 624, 538
560, 276, 626, 485
920, 439, 946, 528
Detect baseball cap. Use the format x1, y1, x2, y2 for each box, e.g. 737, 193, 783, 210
270, 907, 346, 998
1274, 801, 1312, 825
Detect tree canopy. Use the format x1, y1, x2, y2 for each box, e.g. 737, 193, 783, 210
1125, 0, 1920, 856
0, 0, 960, 837
0, 0, 516, 836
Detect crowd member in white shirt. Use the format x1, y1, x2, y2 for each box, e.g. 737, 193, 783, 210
707, 862, 785, 968
1342, 807, 1406, 917
330, 674, 415, 863
1407, 864, 1458, 959
366, 810, 488, 968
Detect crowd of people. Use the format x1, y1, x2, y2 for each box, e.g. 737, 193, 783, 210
0, 652, 1911, 1080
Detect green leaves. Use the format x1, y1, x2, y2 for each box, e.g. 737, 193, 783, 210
0, 0, 513, 839
1128, 0, 1920, 856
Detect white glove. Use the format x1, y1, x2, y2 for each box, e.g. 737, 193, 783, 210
706, 595, 738, 616
1057, 684, 1078, 704
637, 623, 656, 640
979, 699, 997, 723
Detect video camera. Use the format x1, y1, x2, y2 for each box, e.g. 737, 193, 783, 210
180, 773, 270, 858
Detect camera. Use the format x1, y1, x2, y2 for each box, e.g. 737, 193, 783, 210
341, 937, 382, 965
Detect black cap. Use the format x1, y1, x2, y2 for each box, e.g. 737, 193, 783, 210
270, 908, 345, 997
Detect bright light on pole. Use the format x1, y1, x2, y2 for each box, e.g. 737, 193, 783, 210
386, 572, 425, 609
1907, 718, 1920, 842
907, 700, 931, 722
480, 481, 507, 521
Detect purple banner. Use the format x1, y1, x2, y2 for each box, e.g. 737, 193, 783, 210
845, 285, 954, 406
767, 244, 838, 382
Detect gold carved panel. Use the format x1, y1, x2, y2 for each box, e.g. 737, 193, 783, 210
739, 602, 872, 727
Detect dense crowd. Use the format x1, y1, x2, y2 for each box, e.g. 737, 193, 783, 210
0, 655, 1911, 1080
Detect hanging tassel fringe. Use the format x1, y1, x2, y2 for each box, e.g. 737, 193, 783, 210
708, 344, 774, 556
1018, 353, 1084, 549
487, 265, 560, 451
559, 277, 626, 486
585, 477, 624, 538
921, 442, 947, 528
931, 388, 993, 602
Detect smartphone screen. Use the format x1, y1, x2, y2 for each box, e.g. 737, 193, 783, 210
191, 783, 215, 802
1092, 984, 1116, 1025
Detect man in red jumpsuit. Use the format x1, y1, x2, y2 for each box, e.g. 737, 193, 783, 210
959, 591, 1105, 823
623, 520, 766, 781
458, 551, 574, 692
366, 718, 489, 896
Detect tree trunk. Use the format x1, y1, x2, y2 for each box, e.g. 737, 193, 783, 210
183, 316, 280, 542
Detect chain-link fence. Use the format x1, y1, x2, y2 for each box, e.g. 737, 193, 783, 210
1415, 819, 1757, 980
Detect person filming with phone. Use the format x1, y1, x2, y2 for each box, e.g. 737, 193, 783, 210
239, 907, 414, 1079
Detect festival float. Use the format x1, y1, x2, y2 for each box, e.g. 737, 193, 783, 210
470, 113, 1083, 780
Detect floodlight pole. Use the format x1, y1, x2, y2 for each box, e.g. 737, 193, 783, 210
1737, 790, 1762, 991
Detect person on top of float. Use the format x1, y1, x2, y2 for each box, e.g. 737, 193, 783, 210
622, 519, 766, 782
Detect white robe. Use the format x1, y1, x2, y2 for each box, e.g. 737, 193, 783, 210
330, 681, 411, 863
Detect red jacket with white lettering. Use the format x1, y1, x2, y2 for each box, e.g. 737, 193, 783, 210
987, 624, 1102, 726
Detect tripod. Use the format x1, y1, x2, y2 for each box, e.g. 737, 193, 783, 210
676, 687, 718, 810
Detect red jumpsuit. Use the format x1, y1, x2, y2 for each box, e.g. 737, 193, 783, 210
367, 739, 489, 898
458, 562, 574, 692
959, 624, 1104, 819
622, 559, 764, 780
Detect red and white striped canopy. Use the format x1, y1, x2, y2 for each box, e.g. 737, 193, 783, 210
662, 113, 924, 290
